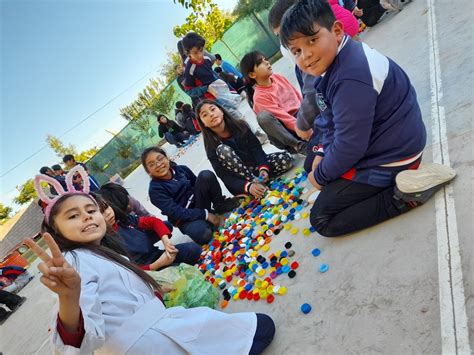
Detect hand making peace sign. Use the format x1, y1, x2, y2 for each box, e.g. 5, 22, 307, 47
24, 233, 81, 298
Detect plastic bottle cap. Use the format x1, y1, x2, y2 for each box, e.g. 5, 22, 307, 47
319, 263, 329, 273
312, 248, 321, 256
301, 303, 312, 314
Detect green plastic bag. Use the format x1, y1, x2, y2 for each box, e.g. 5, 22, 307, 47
148, 263, 219, 309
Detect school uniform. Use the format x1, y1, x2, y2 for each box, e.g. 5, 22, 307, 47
205, 127, 293, 196
309, 36, 426, 237
148, 165, 227, 244
158, 120, 190, 147
115, 214, 201, 268
52, 250, 258, 354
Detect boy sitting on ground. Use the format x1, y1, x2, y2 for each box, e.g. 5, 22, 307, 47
280, 0, 455, 237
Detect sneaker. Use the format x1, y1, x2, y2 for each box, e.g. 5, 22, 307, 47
394, 163, 456, 205
9, 296, 27, 313
294, 141, 308, 156
214, 197, 243, 214
255, 130, 269, 145
0, 311, 12, 326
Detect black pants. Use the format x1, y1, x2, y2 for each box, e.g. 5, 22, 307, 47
249, 313, 276, 355
310, 178, 410, 237
0, 290, 22, 320
178, 170, 226, 244
358, 0, 386, 26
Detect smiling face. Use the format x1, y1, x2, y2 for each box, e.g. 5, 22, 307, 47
144, 151, 171, 180
198, 103, 225, 131
53, 195, 106, 245
248, 56, 273, 84
287, 21, 344, 77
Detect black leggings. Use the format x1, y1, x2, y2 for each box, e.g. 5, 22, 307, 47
249, 313, 276, 355
216, 144, 293, 181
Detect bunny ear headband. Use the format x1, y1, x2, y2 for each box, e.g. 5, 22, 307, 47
34, 164, 94, 224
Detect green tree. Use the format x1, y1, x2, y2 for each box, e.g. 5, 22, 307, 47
120, 79, 176, 123
0, 203, 12, 223
161, 51, 184, 84
13, 179, 37, 205
46, 135, 99, 162
232, 0, 274, 17
173, 1, 235, 48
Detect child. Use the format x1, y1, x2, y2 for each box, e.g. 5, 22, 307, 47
62, 154, 100, 192
99, 182, 151, 216
214, 67, 246, 94
240, 51, 307, 155
268, 0, 323, 173
26, 167, 275, 354
94, 192, 201, 270
196, 99, 293, 199
181, 32, 241, 113
175, 101, 200, 134
157, 114, 190, 148
142, 147, 240, 245
328, 0, 360, 37
214, 53, 244, 79
279, 0, 456, 237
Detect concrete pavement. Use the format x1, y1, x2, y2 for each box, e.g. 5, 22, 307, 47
1, 1, 472, 353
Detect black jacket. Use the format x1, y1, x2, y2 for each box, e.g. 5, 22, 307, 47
158, 120, 185, 138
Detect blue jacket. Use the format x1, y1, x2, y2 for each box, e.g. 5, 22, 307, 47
148, 164, 206, 225
116, 215, 160, 266
221, 60, 243, 79
313, 36, 426, 186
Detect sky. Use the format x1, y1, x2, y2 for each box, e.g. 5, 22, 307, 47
0, 0, 237, 210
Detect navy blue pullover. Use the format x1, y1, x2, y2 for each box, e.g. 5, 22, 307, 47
313, 36, 426, 186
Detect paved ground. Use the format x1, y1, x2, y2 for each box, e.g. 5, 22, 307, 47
1, 1, 472, 353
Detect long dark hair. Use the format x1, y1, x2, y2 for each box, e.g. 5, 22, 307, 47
43, 193, 161, 294
98, 184, 130, 224
195, 99, 250, 151
240, 51, 266, 108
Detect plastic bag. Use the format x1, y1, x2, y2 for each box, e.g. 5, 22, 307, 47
148, 263, 219, 309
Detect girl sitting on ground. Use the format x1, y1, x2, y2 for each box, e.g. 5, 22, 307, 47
26, 166, 275, 354
240, 51, 307, 155
196, 99, 293, 199
94, 191, 201, 271
142, 147, 240, 245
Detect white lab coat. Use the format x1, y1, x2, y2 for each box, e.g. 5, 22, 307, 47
51, 250, 257, 354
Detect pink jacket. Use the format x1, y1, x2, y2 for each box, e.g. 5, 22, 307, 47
329, 0, 359, 37
253, 73, 302, 132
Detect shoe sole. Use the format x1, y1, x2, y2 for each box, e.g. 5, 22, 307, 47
396, 163, 456, 194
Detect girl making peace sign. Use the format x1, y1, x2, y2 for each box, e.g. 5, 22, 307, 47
25, 166, 275, 354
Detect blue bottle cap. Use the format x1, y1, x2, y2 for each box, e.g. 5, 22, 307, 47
319, 263, 329, 273
312, 248, 321, 257
301, 303, 312, 314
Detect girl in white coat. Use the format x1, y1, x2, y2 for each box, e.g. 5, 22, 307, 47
26, 167, 275, 354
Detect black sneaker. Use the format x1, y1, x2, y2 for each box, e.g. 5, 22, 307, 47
0, 311, 12, 326
214, 197, 242, 214
394, 163, 456, 207
294, 141, 308, 156
9, 296, 27, 313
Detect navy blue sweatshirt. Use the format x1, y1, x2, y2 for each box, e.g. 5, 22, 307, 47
313, 36, 426, 186
148, 164, 206, 225
205, 127, 269, 195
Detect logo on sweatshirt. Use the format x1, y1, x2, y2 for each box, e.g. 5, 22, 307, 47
316, 93, 327, 112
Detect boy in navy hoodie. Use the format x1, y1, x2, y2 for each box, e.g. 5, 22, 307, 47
280, 0, 455, 237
